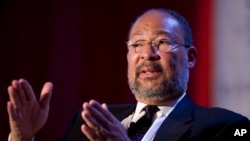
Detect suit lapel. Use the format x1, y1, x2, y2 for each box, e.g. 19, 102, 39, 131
153, 95, 195, 141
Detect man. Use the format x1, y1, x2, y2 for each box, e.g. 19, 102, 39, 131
7, 8, 250, 141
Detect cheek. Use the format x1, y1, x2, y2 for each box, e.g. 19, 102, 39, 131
127, 52, 139, 81
161, 53, 185, 77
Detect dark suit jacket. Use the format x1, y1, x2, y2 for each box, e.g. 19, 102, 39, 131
61, 95, 250, 141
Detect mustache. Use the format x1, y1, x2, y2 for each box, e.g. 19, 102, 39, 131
135, 62, 163, 77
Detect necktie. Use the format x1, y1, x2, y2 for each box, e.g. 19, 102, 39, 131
127, 105, 159, 141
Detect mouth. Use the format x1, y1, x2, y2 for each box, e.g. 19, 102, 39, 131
135, 62, 163, 80
139, 67, 162, 78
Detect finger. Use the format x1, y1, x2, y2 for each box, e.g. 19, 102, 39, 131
81, 124, 103, 141
101, 103, 114, 121
8, 85, 22, 108
7, 101, 18, 121
101, 103, 108, 111
97, 101, 121, 124
19, 79, 36, 101
89, 100, 115, 122
84, 101, 109, 124
12, 79, 26, 106
82, 103, 100, 129
39, 82, 53, 110
89, 100, 106, 115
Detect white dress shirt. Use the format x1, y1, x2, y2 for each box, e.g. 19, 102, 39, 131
121, 93, 186, 141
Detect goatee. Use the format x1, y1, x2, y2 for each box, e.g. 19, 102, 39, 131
128, 59, 189, 103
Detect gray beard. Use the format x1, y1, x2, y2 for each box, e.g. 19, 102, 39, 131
128, 60, 189, 103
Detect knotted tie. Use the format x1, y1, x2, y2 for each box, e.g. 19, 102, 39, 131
127, 105, 159, 141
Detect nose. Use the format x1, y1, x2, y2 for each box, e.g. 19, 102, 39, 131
140, 45, 159, 60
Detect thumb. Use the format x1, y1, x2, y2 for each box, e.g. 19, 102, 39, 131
39, 82, 53, 110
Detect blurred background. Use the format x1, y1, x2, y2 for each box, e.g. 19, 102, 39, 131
0, 0, 249, 140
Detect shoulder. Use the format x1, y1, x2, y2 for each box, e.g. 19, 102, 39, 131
192, 105, 250, 135
180, 95, 250, 132
190, 106, 250, 140
180, 94, 249, 122
194, 105, 249, 122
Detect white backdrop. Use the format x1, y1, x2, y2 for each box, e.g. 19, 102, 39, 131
213, 0, 250, 118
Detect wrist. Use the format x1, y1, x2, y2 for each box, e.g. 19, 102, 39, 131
8, 133, 34, 141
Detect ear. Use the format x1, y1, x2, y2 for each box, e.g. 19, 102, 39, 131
187, 46, 197, 68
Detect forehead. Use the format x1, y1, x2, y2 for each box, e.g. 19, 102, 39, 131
129, 11, 182, 40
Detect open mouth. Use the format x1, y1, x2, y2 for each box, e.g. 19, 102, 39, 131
139, 67, 162, 78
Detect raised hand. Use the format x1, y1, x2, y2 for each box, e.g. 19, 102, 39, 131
7, 79, 53, 141
81, 100, 130, 141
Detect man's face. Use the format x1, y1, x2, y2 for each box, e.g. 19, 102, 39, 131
127, 11, 196, 105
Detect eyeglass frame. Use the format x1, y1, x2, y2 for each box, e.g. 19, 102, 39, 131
126, 38, 190, 53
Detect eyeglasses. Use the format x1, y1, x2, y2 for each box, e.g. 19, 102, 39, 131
127, 39, 190, 53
